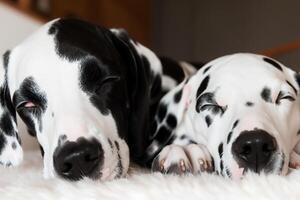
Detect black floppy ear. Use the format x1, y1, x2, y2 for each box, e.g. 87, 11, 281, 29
106, 28, 154, 163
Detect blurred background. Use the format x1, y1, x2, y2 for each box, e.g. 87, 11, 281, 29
0, 0, 300, 150
1, 0, 300, 70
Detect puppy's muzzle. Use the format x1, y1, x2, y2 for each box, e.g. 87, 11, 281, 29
53, 137, 103, 181
232, 129, 277, 173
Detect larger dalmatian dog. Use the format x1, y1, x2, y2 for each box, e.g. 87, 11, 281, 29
0, 18, 198, 180
145, 53, 300, 179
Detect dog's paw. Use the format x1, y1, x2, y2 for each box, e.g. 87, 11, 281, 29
184, 143, 213, 173
151, 144, 213, 175
289, 151, 300, 169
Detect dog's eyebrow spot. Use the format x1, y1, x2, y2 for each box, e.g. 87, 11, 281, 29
166, 114, 177, 129
173, 88, 182, 103
297, 130, 300, 135
205, 115, 212, 127
263, 57, 283, 71
218, 143, 223, 158
246, 101, 254, 106
196, 76, 210, 99
157, 103, 167, 122
261, 87, 272, 103
227, 132, 233, 144
286, 80, 297, 95
203, 65, 212, 74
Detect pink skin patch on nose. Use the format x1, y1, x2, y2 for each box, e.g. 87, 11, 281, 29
24, 102, 36, 108
231, 161, 244, 180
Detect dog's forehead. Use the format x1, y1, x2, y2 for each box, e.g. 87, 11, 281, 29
202, 54, 294, 97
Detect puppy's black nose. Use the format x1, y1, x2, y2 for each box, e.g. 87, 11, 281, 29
232, 129, 277, 173
53, 137, 103, 181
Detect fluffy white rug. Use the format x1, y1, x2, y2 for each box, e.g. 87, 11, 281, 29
0, 151, 300, 200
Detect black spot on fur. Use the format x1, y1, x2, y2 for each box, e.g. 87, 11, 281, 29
0, 134, 7, 155
157, 103, 167, 122
218, 143, 223, 158
261, 87, 272, 103
173, 89, 182, 103
11, 142, 16, 150
188, 140, 197, 144
220, 159, 224, 173
232, 120, 239, 129
225, 168, 231, 178
203, 66, 211, 74
166, 114, 177, 129
246, 101, 254, 106
0, 112, 15, 136
295, 73, 300, 88
263, 57, 283, 71
3, 50, 10, 70
114, 141, 123, 178
205, 115, 212, 127
155, 126, 172, 145
227, 132, 233, 144
39, 144, 44, 157
196, 76, 210, 99
107, 139, 113, 149
286, 80, 297, 95
297, 130, 300, 135
180, 135, 187, 140
114, 141, 120, 151
57, 134, 67, 147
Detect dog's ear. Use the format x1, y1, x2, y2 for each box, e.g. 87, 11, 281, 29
105, 28, 154, 162
0, 50, 23, 166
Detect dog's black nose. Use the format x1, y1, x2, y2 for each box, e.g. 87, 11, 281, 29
232, 129, 277, 173
53, 137, 103, 181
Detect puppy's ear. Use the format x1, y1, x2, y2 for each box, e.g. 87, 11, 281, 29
0, 50, 23, 166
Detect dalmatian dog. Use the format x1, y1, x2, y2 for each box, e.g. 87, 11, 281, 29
0, 18, 198, 181
146, 53, 300, 179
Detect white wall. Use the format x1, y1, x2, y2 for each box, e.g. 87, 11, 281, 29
0, 3, 41, 150
0, 3, 41, 55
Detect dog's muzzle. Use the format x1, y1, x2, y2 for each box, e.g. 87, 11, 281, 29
53, 137, 104, 181
232, 129, 277, 173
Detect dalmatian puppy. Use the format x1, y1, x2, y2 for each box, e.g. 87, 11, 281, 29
0, 18, 198, 181
146, 53, 300, 179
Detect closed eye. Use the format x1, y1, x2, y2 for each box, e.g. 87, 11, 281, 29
94, 76, 120, 94
16, 101, 41, 115
275, 91, 295, 104
200, 104, 226, 114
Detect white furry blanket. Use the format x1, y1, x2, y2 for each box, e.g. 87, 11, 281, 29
0, 151, 299, 200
